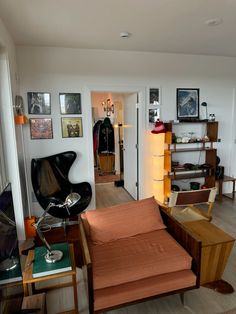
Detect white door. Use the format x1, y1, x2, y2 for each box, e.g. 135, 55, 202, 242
123, 93, 138, 199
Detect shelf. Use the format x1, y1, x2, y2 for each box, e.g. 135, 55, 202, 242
169, 148, 216, 153
169, 172, 211, 180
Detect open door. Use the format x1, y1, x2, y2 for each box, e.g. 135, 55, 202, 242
123, 93, 139, 200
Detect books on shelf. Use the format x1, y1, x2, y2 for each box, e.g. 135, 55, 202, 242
32, 242, 72, 278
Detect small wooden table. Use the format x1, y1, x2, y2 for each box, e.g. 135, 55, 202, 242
23, 244, 78, 314
217, 175, 236, 201
183, 220, 235, 293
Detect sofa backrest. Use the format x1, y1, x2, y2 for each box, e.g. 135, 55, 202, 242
83, 196, 166, 244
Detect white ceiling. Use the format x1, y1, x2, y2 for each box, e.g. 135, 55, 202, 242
1, 0, 236, 57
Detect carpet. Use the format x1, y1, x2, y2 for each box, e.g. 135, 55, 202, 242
95, 169, 120, 183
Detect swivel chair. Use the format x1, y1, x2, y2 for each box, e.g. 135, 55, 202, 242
31, 151, 92, 220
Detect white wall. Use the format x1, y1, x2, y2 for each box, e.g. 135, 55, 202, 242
16, 46, 236, 212
0, 18, 25, 240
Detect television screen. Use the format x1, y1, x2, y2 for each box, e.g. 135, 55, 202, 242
0, 183, 23, 313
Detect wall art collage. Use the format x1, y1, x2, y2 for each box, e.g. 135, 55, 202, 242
27, 92, 83, 139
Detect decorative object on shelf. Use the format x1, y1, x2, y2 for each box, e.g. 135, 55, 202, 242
151, 119, 166, 134
190, 182, 200, 190
61, 117, 83, 138
33, 193, 81, 263
60, 93, 81, 114
101, 98, 114, 117
201, 102, 208, 121
30, 118, 53, 139
27, 92, 51, 115
209, 113, 216, 121
176, 88, 199, 121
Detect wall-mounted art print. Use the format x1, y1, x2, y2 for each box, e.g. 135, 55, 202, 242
176, 88, 199, 121
148, 108, 160, 123
30, 118, 53, 139
59, 93, 82, 114
28, 92, 51, 114
149, 88, 160, 105
61, 117, 83, 138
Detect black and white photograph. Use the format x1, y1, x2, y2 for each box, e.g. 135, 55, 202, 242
60, 93, 82, 114
61, 117, 83, 138
149, 88, 160, 105
176, 88, 199, 120
28, 92, 51, 114
149, 108, 160, 123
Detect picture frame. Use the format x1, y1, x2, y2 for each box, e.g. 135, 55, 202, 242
59, 93, 82, 114
30, 118, 53, 139
61, 117, 83, 138
149, 88, 160, 105
148, 108, 160, 124
176, 88, 199, 121
28, 92, 51, 115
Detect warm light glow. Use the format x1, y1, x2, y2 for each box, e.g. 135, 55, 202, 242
153, 180, 165, 204
151, 133, 165, 204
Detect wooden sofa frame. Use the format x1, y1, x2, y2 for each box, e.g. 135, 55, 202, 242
79, 207, 201, 314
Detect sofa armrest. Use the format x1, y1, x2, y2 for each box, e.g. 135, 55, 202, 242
79, 221, 94, 314
160, 207, 201, 287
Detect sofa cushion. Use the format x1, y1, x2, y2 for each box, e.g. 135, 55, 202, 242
84, 196, 166, 243
94, 270, 196, 311
90, 229, 192, 290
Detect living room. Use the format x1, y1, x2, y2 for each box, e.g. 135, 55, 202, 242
0, 1, 236, 313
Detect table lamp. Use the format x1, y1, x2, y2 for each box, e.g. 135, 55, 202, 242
33, 192, 81, 263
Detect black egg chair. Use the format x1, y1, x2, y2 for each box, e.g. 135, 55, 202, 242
31, 151, 92, 220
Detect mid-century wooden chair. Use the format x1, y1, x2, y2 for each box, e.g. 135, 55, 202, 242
168, 187, 217, 223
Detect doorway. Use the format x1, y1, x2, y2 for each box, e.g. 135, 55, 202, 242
91, 91, 139, 200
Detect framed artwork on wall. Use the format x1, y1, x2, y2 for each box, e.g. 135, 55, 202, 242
28, 92, 51, 114
30, 118, 53, 139
147, 87, 161, 129
149, 88, 160, 105
61, 117, 83, 138
176, 88, 199, 121
59, 93, 82, 114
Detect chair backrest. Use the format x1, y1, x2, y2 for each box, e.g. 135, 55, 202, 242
168, 187, 217, 208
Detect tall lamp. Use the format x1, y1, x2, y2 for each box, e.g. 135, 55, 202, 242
33, 192, 81, 263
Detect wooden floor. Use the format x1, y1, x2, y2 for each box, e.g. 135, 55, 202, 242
45, 184, 236, 314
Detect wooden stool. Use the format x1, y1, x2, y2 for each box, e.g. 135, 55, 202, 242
217, 175, 236, 201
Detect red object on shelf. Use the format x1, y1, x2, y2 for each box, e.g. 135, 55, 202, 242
151, 119, 166, 134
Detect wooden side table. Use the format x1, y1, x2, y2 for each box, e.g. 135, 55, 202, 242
217, 175, 236, 201
23, 244, 78, 314
183, 220, 235, 293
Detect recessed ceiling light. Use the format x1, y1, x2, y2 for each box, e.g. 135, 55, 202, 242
120, 32, 131, 38
205, 18, 223, 26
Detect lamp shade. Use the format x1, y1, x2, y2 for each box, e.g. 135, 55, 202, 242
151, 119, 166, 134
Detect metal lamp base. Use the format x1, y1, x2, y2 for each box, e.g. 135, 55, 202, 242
45, 250, 63, 263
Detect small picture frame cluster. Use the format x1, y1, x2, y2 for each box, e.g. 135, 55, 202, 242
147, 88, 160, 125
176, 88, 199, 121
28, 91, 83, 139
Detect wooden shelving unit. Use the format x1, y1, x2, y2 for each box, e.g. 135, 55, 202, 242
164, 121, 218, 198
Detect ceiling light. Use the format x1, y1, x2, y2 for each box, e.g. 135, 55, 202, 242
205, 18, 223, 26
120, 32, 131, 38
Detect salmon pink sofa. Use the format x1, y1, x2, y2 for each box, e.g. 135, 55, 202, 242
79, 197, 201, 314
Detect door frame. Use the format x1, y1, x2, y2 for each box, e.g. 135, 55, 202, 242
84, 85, 145, 207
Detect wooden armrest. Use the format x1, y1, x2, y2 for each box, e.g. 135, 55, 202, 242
79, 221, 91, 266
160, 207, 201, 286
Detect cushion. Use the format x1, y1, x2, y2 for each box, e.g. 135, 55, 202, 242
84, 196, 166, 243
90, 229, 193, 290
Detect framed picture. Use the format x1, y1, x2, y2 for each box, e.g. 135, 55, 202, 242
59, 93, 82, 114
148, 108, 160, 123
176, 88, 199, 120
61, 117, 83, 138
28, 92, 51, 114
30, 118, 53, 139
149, 88, 160, 105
